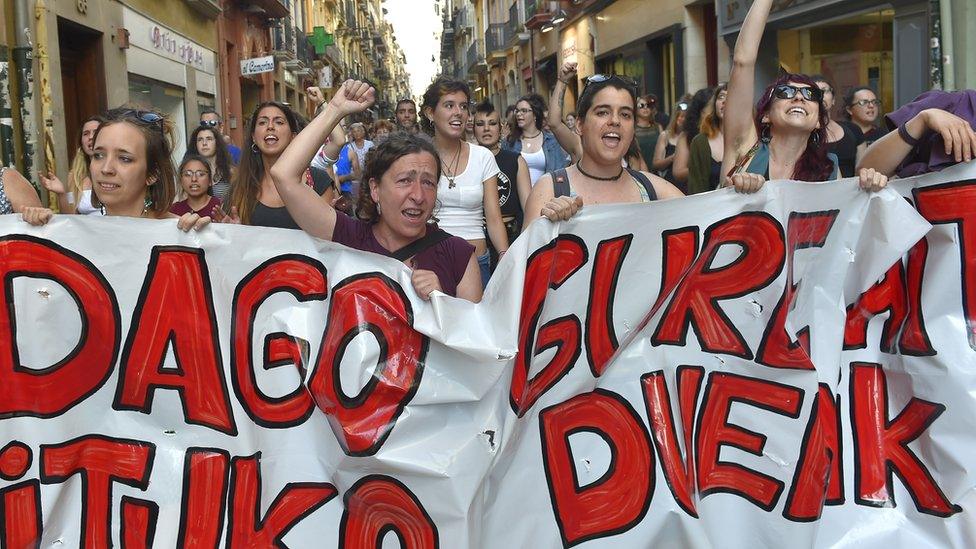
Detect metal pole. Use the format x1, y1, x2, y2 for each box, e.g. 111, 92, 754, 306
35, 0, 57, 207
0, 46, 15, 168
939, 0, 955, 91
12, 0, 37, 182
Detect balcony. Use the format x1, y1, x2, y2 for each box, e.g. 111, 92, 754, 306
485, 23, 511, 58
506, 3, 521, 46
455, 7, 473, 36
184, 0, 221, 18
466, 39, 485, 74
272, 18, 297, 61
243, 0, 290, 19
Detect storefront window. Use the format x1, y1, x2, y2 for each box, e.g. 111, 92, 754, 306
128, 74, 188, 163
777, 9, 894, 119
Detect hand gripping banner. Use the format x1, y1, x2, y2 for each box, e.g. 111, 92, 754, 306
0, 162, 974, 547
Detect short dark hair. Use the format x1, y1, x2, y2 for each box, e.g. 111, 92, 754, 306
843, 86, 879, 119
576, 78, 637, 122
200, 107, 221, 120
396, 98, 417, 110
474, 99, 496, 116
356, 132, 442, 223
421, 77, 471, 135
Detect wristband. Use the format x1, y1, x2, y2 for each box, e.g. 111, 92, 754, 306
898, 122, 921, 148
66, 192, 75, 204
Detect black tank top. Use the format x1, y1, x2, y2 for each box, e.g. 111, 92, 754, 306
495, 149, 524, 222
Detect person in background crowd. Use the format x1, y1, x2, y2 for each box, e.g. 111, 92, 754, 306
671, 87, 715, 184
40, 115, 103, 215
23, 107, 208, 230
844, 86, 887, 144
307, 85, 350, 207
721, 0, 886, 194
858, 89, 976, 178
171, 154, 222, 218
565, 111, 577, 132
395, 98, 425, 138
812, 75, 864, 178
0, 166, 42, 214
687, 84, 727, 194
219, 101, 330, 228
653, 101, 687, 189
465, 104, 478, 144
346, 122, 374, 208
273, 80, 482, 302
187, 125, 235, 203
502, 105, 517, 141
373, 119, 395, 143
635, 94, 662, 170
422, 77, 508, 287
200, 108, 241, 164
473, 100, 531, 261
507, 91, 570, 186
525, 74, 683, 225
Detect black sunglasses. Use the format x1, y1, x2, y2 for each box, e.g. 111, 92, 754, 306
773, 84, 823, 103
201, 119, 219, 128
583, 74, 638, 94
119, 109, 165, 130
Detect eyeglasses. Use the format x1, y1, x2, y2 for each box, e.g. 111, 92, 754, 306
772, 84, 823, 103
201, 119, 219, 128
181, 170, 209, 179
582, 74, 639, 95
637, 103, 651, 109
852, 99, 882, 107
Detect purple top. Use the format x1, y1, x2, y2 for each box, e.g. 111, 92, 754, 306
332, 213, 475, 297
885, 90, 976, 178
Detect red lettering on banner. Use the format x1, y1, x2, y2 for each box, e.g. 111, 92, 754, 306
652, 227, 700, 313
114, 247, 236, 435
339, 475, 438, 548
539, 389, 653, 546
914, 181, 976, 351
585, 235, 632, 376
844, 239, 934, 355
121, 496, 159, 549
227, 453, 337, 546
653, 213, 785, 359
757, 211, 838, 369
1, 480, 42, 549
40, 435, 155, 549
640, 366, 704, 518
783, 384, 844, 521
850, 362, 960, 516
307, 273, 427, 456
0, 236, 119, 417
696, 372, 803, 511
177, 448, 230, 549
231, 255, 325, 428
511, 235, 588, 416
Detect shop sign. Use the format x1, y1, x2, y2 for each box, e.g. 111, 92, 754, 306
122, 7, 216, 74
241, 56, 275, 76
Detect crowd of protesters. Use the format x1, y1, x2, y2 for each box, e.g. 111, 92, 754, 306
3, 0, 976, 304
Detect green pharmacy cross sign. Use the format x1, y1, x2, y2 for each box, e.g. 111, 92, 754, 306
310, 27, 335, 55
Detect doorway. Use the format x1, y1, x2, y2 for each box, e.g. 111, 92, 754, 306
58, 18, 106, 167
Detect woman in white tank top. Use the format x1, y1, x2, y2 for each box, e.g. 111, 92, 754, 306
422, 77, 509, 287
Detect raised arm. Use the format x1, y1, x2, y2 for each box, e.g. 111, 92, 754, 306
307, 86, 346, 161
271, 80, 375, 240
722, 0, 773, 179
548, 62, 583, 163
857, 108, 976, 176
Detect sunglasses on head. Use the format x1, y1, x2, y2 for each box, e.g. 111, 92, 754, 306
772, 84, 823, 102
677, 102, 688, 111
201, 119, 219, 128
582, 74, 639, 94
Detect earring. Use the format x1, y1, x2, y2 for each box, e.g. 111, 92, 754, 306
375, 202, 382, 215
760, 124, 772, 144
810, 131, 821, 146
142, 195, 153, 216
251, 143, 259, 153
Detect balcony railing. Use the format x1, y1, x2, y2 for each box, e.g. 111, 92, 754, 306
466, 40, 483, 73
272, 17, 297, 61
455, 7, 473, 35
485, 23, 511, 54
506, 3, 520, 45
295, 27, 313, 68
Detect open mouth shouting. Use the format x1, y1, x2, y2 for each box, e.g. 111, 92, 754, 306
402, 207, 427, 225
602, 131, 622, 149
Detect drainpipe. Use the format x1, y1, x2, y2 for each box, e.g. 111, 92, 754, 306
11, 0, 36, 181
939, 0, 955, 90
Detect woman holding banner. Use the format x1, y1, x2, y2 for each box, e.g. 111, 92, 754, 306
523, 74, 683, 224
720, 0, 887, 193
271, 80, 482, 303
21, 108, 209, 231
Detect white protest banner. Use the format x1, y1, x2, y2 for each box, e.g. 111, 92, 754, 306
0, 162, 974, 547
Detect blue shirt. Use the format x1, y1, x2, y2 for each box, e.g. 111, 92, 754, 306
502, 130, 570, 175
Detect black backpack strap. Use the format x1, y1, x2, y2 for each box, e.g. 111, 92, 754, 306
625, 168, 658, 201
390, 228, 452, 262
551, 168, 571, 198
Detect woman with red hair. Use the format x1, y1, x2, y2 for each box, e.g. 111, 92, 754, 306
722, 0, 887, 193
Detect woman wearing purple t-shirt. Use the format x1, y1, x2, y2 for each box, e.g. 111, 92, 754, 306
270, 80, 482, 302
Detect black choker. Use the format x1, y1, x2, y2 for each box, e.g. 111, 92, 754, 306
576, 161, 624, 182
